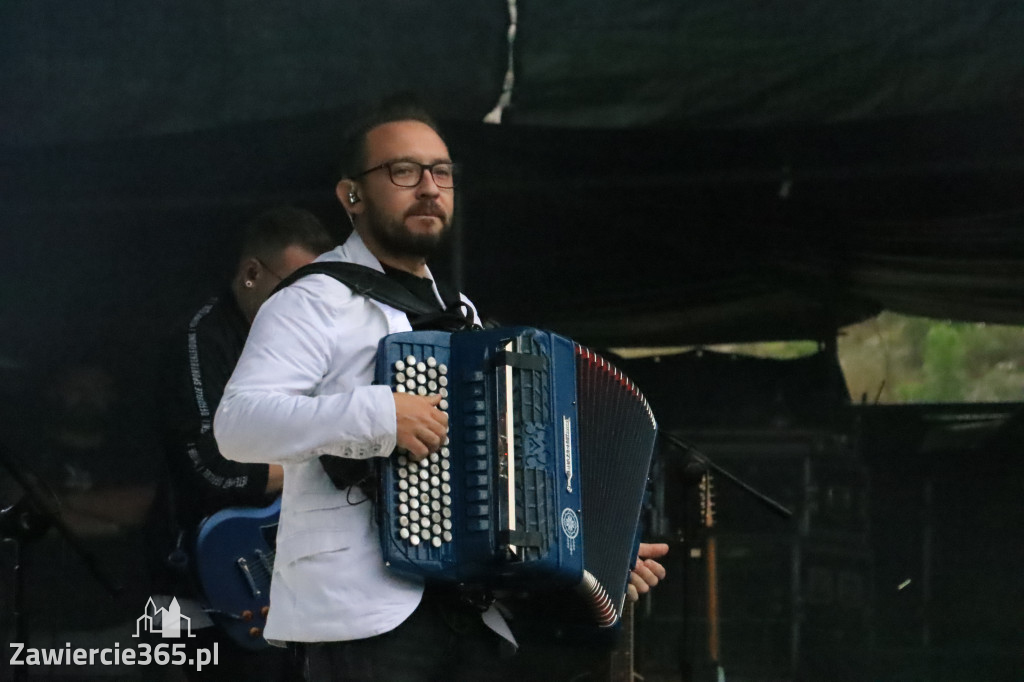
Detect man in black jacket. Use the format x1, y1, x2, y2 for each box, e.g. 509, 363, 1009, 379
153, 206, 337, 680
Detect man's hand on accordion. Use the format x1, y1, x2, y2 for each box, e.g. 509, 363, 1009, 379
627, 542, 669, 602
393, 392, 449, 462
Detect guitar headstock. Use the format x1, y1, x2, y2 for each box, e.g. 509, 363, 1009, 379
699, 472, 715, 529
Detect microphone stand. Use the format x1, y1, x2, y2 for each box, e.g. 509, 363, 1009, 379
662, 432, 793, 520
0, 440, 122, 680
660, 432, 793, 682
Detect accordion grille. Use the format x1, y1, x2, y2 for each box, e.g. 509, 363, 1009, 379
511, 334, 553, 562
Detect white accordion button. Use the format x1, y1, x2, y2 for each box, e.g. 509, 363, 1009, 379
391, 346, 456, 548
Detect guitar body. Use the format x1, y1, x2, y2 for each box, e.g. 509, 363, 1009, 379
194, 497, 280, 650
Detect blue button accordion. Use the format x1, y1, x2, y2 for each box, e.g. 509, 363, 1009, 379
375, 326, 658, 628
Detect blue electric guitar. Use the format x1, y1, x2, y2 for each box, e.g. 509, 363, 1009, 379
194, 497, 280, 650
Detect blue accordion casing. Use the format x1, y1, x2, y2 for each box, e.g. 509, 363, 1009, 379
375, 326, 656, 627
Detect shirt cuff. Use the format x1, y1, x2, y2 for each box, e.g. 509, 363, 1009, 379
327, 384, 397, 459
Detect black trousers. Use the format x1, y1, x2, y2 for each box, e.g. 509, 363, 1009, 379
181, 627, 303, 682
303, 587, 511, 682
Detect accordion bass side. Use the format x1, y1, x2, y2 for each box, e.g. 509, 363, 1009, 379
374, 326, 658, 627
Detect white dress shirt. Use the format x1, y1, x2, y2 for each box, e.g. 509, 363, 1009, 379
214, 231, 477, 643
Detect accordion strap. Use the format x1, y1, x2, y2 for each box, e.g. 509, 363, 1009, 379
276, 262, 438, 315
275, 261, 476, 492
274, 262, 476, 332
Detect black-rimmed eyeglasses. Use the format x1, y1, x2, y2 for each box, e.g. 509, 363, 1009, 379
353, 160, 456, 189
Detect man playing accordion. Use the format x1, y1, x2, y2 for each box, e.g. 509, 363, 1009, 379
214, 98, 666, 681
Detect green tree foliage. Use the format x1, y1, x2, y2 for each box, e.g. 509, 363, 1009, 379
616, 313, 1024, 405
839, 312, 1024, 404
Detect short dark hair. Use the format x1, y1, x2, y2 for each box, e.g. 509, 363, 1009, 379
240, 206, 337, 261
339, 95, 444, 179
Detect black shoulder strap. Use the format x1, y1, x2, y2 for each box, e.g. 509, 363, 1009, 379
277, 261, 477, 494
274, 261, 477, 332
434, 278, 464, 311
274, 262, 441, 317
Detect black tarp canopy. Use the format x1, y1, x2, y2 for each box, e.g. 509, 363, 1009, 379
2, 0, 1024, 359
